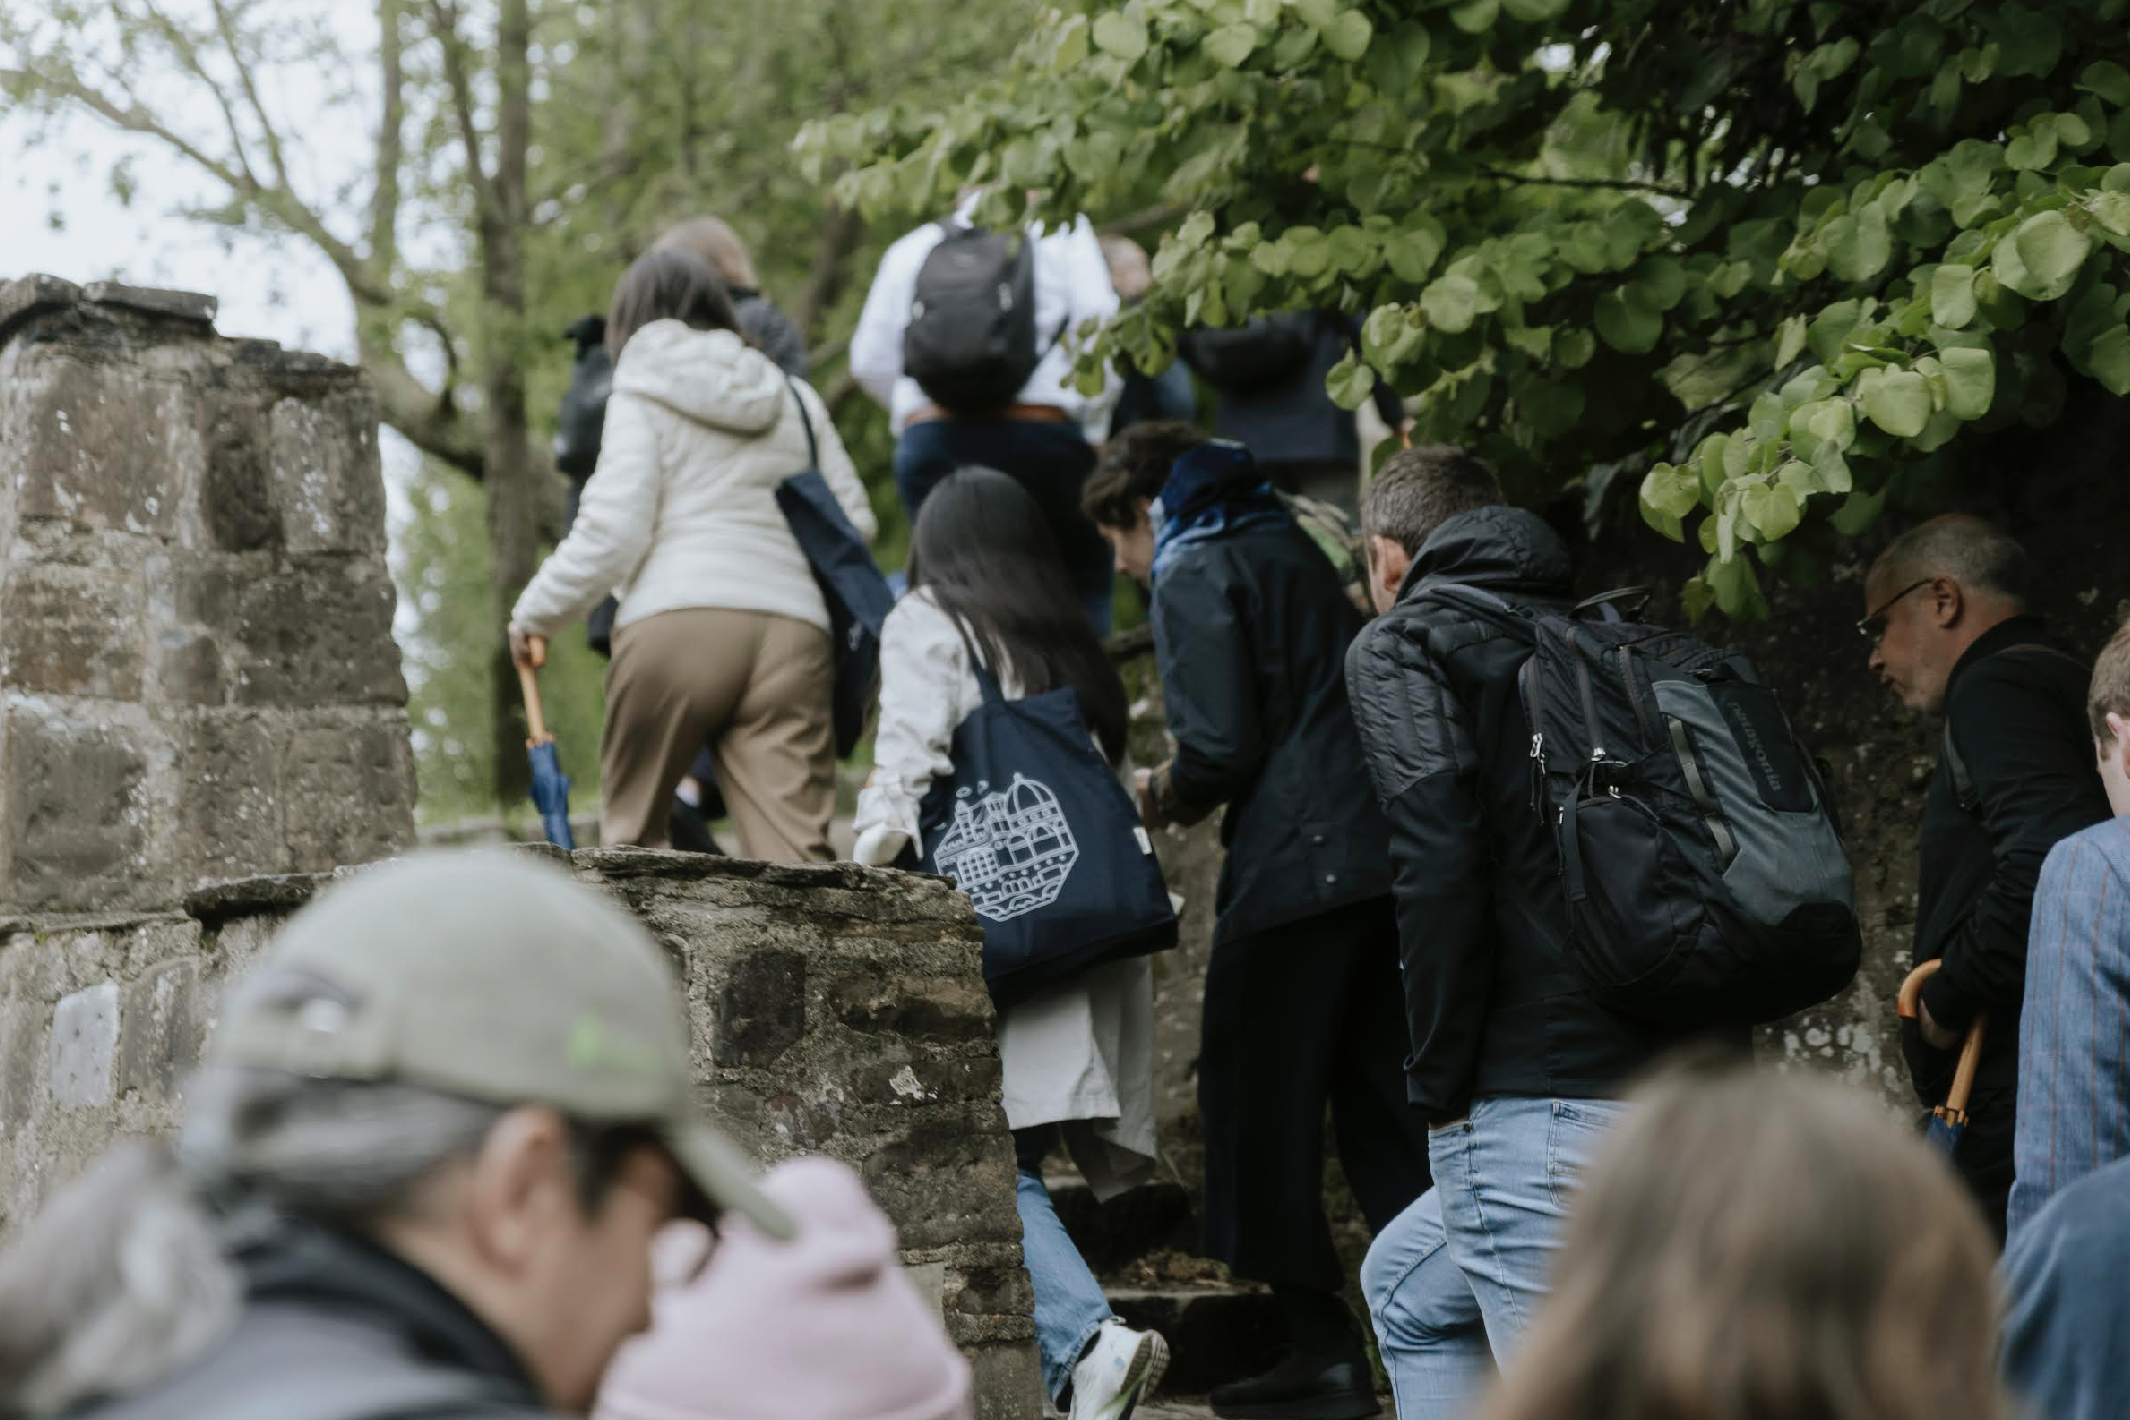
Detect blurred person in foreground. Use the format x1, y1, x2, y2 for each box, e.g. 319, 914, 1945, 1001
597, 1156, 971, 1420
0, 849, 793, 1420
2001, 1151, 2130, 1420
1481, 1068, 2014, 1420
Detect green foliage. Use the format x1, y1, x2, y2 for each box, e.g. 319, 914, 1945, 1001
802, 0, 2130, 620
393, 465, 608, 824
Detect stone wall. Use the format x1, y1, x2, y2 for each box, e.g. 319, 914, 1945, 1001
0, 277, 1040, 1416
0, 849, 1039, 1417
0, 275, 414, 917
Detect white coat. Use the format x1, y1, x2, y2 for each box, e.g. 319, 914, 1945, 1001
511, 320, 876, 639
853, 589, 1158, 1200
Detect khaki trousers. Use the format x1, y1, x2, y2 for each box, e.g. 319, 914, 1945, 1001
601, 608, 836, 862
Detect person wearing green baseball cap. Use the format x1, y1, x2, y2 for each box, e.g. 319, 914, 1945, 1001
0, 849, 793, 1420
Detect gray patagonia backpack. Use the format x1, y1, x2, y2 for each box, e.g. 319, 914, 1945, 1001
1425, 584, 1861, 1024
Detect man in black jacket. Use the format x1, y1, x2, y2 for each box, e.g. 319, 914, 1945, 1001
1344, 446, 1723, 1417
1090, 428, 1429, 1420
1863, 515, 2108, 1239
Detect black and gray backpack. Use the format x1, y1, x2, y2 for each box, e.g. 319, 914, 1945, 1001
1427, 584, 1861, 1024
903, 223, 1065, 414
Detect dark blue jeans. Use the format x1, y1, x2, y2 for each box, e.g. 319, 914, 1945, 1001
893, 417, 1114, 634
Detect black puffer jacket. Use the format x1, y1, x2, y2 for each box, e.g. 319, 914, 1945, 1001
1150, 520, 1393, 944
1344, 506, 1737, 1122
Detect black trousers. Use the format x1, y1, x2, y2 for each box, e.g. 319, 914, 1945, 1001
1198, 895, 1432, 1291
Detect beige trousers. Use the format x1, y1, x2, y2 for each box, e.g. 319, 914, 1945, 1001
601, 607, 836, 862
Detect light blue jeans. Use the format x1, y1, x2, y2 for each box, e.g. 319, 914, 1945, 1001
1360, 1096, 1631, 1419
1018, 1164, 1117, 1401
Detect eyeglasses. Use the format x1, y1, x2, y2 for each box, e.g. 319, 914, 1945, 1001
1855, 578, 1933, 641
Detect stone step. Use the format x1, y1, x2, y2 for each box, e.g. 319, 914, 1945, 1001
1106, 1286, 1284, 1396
1134, 1402, 1215, 1420
1047, 1175, 1198, 1276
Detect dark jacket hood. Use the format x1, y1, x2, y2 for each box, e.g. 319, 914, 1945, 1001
1398, 505, 1574, 606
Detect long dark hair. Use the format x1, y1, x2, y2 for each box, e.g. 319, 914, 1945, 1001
908, 467, 1129, 765
606, 248, 743, 359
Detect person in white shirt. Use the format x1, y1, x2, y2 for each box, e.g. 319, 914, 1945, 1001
849, 195, 1122, 630
510, 249, 876, 860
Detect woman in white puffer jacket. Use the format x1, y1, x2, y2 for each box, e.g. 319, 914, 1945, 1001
510, 249, 876, 860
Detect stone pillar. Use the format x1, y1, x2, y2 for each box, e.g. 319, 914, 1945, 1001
0, 276, 414, 918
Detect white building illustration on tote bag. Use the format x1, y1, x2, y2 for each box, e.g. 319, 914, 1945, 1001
933, 774, 1080, 922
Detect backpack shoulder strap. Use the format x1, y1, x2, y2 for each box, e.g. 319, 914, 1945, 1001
1942, 642, 2087, 815
782, 374, 819, 470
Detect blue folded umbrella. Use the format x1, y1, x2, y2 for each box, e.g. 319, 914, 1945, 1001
527, 738, 575, 850
516, 643, 575, 850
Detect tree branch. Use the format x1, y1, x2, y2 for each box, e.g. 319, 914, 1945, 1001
370, 0, 406, 267
207, 0, 289, 189
1474, 166, 1691, 198
796, 203, 864, 344
129, 0, 260, 190
424, 0, 503, 240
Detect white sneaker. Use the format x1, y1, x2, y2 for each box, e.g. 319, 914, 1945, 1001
1068, 1319, 1170, 1420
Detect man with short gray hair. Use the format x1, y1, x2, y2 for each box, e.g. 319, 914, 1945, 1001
1862, 514, 2107, 1239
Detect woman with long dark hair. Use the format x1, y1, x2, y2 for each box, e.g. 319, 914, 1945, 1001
851, 467, 1168, 1420
509, 248, 875, 859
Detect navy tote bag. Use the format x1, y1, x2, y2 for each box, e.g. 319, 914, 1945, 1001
775, 377, 895, 757
919, 628, 1178, 1009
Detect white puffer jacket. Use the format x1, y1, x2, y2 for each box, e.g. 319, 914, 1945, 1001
511, 319, 877, 639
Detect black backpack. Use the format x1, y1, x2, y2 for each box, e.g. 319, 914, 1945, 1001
1180, 311, 1320, 392
555, 314, 611, 479
903, 223, 1064, 414
1426, 584, 1861, 1025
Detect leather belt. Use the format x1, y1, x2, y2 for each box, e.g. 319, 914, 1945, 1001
907, 401, 1074, 427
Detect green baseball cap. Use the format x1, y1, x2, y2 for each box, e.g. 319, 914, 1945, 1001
209, 848, 794, 1240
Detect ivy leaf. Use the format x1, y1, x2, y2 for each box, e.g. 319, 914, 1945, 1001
2090, 191, 2130, 238
1322, 10, 1372, 61
1594, 287, 1662, 353
2078, 60, 2130, 107
1640, 462, 1703, 519
1708, 552, 1770, 617
1555, 327, 1596, 370
1092, 10, 1149, 61
1049, 14, 1091, 71
1387, 227, 1443, 283
1938, 345, 1995, 418
1502, 0, 1570, 17
1448, 0, 1498, 32
1931, 263, 1977, 328
2005, 125, 2058, 171
1741, 483, 1803, 541
1324, 351, 1375, 410
1294, 0, 1339, 25
1859, 366, 1932, 437
1825, 203, 1892, 281
1829, 486, 1888, 537
2085, 326, 2130, 396
1204, 23, 1260, 67
1775, 314, 1808, 367
1250, 238, 1292, 276
2007, 208, 2093, 301
1633, 255, 1687, 311
1421, 271, 1481, 333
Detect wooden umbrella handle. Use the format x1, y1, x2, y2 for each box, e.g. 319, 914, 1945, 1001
516, 634, 550, 745
1896, 960, 1989, 1121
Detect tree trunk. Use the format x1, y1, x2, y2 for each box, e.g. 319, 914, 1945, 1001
483, 0, 537, 815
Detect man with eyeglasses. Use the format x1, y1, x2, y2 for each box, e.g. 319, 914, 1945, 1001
1862, 514, 2108, 1240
